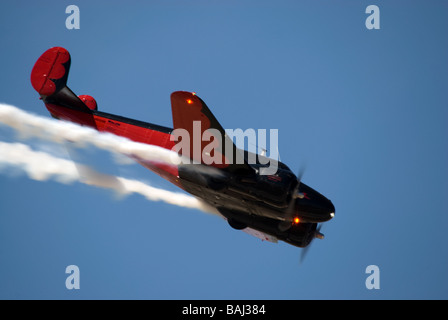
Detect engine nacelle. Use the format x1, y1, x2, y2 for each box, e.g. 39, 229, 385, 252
78, 95, 97, 111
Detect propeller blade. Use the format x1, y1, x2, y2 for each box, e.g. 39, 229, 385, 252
297, 166, 305, 183
315, 224, 324, 240
300, 245, 310, 264
293, 166, 306, 199
300, 224, 324, 264
278, 168, 306, 231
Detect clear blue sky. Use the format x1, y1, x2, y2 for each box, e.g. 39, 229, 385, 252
0, 0, 447, 299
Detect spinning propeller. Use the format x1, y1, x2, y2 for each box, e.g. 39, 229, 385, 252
278, 167, 306, 232
277, 167, 326, 263
300, 224, 324, 263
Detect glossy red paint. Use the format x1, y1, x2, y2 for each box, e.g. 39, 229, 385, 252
31, 47, 70, 96
170, 91, 230, 169
78, 95, 98, 111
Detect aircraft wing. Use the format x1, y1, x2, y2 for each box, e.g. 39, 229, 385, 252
170, 91, 254, 175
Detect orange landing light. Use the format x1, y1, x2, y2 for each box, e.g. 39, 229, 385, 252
293, 217, 300, 224
186, 99, 193, 104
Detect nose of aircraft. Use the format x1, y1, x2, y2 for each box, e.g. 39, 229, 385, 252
315, 198, 335, 222
327, 199, 335, 220
313, 197, 335, 222
297, 183, 335, 222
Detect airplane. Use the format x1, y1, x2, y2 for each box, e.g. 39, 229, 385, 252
30, 47, 335, 257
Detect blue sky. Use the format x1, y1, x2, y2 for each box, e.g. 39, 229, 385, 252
0, 0, 447, 299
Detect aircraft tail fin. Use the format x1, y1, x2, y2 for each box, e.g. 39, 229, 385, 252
171, 91, 254, 175
31, 47, 91, 111
31, 47, 71, 97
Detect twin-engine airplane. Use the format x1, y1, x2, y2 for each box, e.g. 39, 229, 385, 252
30, 47, 335, 255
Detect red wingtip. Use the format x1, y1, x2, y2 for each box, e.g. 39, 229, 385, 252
31, 47, 70, 96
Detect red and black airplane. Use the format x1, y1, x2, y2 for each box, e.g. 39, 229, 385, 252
30, 47, 335, 253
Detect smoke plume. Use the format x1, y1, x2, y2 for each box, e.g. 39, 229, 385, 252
0, 103, 219, 216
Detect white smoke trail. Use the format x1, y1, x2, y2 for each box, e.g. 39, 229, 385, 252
0, 141, 218, 215
0, 103, 181, 165
0, 103, 222, 176
0, 102, 223, 216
